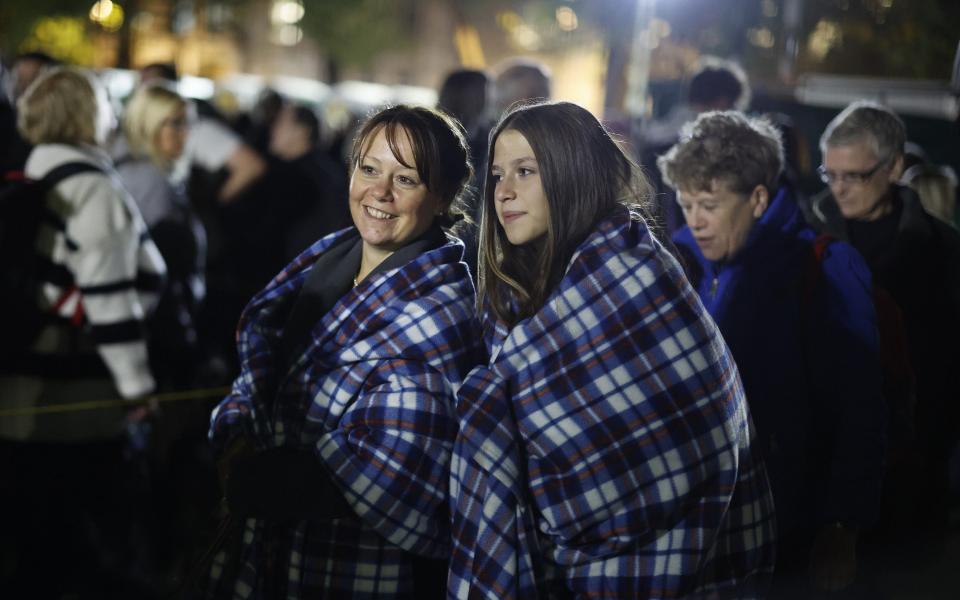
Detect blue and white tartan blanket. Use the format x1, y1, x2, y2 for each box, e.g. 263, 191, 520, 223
208, 227, 482, 598
449, 208, 776, 599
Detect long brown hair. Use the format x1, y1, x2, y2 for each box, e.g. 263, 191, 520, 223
479, 101, 651, 327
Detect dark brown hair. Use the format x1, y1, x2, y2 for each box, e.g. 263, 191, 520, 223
480, 101, 651, 327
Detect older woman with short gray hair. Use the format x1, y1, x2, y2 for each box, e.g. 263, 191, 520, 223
662, 109, 886, 596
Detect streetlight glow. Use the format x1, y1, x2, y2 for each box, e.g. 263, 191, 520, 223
271, 1, 305, 25
89, 0, 113, 22
556, 7, 579, 32
269, 0, 304, 46
88, 0, 124, 32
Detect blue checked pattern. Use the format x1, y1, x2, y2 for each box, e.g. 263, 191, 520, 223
208, 227, 482, 599
449, 207, 776, 599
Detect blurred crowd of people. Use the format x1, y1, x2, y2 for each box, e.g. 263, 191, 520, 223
0, 49, 957, 599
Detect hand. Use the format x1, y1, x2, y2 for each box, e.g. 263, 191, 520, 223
809, 523, 858, 592
125, 395, 159, 424
224, 446, 353, 522
123, 396, 159, 455
217, 436, 255, 491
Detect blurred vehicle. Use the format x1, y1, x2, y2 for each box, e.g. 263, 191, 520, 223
794, 74, 959, 122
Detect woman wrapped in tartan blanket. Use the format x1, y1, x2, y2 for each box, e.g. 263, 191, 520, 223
449, 101, 777, 599
207, 105, 483, 599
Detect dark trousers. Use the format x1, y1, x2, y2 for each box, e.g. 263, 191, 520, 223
770, 532, 886, 600
0, 438, 155, 599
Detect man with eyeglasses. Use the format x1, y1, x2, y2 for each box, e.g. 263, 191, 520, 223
804, 100, 960, 567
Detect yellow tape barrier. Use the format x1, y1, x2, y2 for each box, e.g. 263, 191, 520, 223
0, 386, 231, 418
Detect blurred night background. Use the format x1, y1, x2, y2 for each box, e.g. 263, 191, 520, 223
2, 1, 960, 598
3, 0, 959, 193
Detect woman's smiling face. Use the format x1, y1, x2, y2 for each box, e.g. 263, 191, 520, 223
349, 125, 440, 258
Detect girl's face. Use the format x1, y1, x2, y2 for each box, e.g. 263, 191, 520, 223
155, 104, 189, 162
490, 129, 549, 246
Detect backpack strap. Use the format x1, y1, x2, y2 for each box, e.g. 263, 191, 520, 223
50, 284, 84, 326
801, 233, 835, 311
2, 169, 26, 183
812, 232, 833, 262
801, 232, 917, 453
35, 161, 106, 243
38, 162, 104, 190
33, 162, 105, 326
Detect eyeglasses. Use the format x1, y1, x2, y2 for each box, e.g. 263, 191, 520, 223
817, 156, 891, 185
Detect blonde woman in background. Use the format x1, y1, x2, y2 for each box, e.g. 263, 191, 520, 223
902, 162, 959, 228
1, 67, 166, 598
118, 83, 192, 222
116, 82, 209, 390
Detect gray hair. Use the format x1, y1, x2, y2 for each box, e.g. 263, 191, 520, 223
819, 100, 906, 161
658, 110, 784, 196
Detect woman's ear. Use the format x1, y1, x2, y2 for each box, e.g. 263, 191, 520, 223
434, 195, 453, 218
888, 153, 905, 183
749, 184, 770, 218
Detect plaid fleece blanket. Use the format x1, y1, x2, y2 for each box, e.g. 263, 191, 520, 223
208, 227, 481, 599
449, 207, 776, 599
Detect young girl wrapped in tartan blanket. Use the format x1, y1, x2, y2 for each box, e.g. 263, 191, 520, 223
449, 101, 777, 598
207, 106, 482, 599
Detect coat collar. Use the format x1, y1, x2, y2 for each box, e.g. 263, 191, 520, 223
810, 184, 935, 241
25, 143, 113, 179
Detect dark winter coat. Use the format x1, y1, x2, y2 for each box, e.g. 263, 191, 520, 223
803, 184, 960, 459
673, 186, 886, 536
